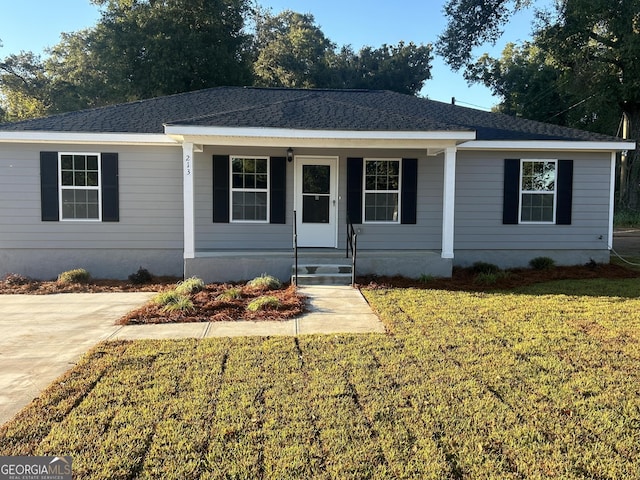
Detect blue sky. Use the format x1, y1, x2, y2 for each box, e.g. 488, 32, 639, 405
0, 0, 547, 109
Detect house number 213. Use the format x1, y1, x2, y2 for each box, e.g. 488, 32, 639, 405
185, 154, 192, 176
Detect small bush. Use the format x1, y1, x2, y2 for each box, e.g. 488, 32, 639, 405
474, 271, 510, 285
128, 267, 153, 284
175, 277, 205, 295
162, 296, 194, 313
529, 257, 555, 270
471, 261, 501, 275
3, 273, 33, 285
247, 274, 282, 291
152, 290, 183, 306
216, 287, 242, 301
57, 268, 90, 285
247, 295, 281, 312
418, 274, 435, 284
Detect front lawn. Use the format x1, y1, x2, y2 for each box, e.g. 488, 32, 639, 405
1, 278, 640, 479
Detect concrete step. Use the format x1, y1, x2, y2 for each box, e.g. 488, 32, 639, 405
292, 264, 353, 286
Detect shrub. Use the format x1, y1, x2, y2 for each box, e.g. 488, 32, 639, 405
175, 277, 205, 295
529, 256, 555, 270
128, 267, 153, 284
418, 274, 435, 284
3, 273, 33, 285
152, 290, 183, 306
471, 261, 501, 274
162, 296, 194, 313
216, 287, 242, 301
247, 295, 281, 312
474, 271, 510, 285
57, 268, 90, 284
247, 274, 282, 291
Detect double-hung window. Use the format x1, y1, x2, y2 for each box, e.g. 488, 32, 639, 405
364, 159, 401, 223
59, 153, 101, 221
231, 156, 269, 222
519, 160, 556, 223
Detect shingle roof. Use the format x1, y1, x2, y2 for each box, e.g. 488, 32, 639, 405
0, 86, 624, 142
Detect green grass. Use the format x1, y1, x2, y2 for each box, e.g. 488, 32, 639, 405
614, 208, 640, 227
2, 278, 640, 478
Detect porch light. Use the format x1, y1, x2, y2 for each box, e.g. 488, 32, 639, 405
287, 147, 294, 162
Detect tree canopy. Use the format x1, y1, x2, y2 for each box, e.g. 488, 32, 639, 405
0, 3, 433, 122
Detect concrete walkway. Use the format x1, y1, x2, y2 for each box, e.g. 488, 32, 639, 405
0, 286, 384, 426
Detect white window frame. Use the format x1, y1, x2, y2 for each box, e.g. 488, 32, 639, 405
363, 158, 402, 224
519, 159, 557, 224
58, 152, 102, 222
230, 155, 270, 223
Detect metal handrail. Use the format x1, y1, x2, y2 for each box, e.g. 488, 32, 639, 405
346, 217, 357, 286
293, 210, 298, 287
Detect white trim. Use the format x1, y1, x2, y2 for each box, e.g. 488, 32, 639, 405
518, 159, 557, 224
165, 125, 476, 141
608, 152, 616, 250
442, 147, 456, 259
183, 143, 195, 259
294, 155, 339, 248
229, 156, 270, 223
0, 131, 178, 146
362, 158, 402, 224
458, 140, 635, 152
58, 152, 102, 222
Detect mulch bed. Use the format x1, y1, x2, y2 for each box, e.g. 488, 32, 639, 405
118, 284, 305, 325
2, 263, 638, 324
360, 263, 640, 291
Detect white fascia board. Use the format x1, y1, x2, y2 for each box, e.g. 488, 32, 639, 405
458, 140, 636, 152
0, 131, 179, 146
164, 124, 477, 142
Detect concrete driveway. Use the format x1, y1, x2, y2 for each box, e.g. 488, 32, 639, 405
0, 292, 153, 426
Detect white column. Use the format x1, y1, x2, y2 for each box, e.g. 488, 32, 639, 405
183, 142, 195, 259
441, 146, 457, 259
608, 151, 616, 250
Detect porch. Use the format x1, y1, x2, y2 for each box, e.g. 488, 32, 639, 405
184, 249, 452, 284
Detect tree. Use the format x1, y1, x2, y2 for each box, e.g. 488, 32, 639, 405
0, 52, 50, 121
0, 0, 254, 118
252, 10, 335, 88
438, 0, 640, 208
251, 9, 432, 95
329, 42, 432, 95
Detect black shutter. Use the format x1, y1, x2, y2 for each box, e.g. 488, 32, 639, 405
556, 160, 573, 225
40, 151, 59, 221
101, 153, 119, 222
503, 159, 520, 224
270, 156, 286, 224
346, 158, 363, 224
213, 155, 230, 223
401, 158, 418, 224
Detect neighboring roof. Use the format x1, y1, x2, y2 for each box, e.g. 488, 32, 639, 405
0, 86, 626, 142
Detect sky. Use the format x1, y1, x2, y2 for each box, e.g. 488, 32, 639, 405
0, 0, 548, 110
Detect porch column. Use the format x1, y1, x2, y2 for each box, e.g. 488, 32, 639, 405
183, 142, 195, 259
441, 146, 457, 259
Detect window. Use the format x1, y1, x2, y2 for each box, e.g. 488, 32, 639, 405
59, 153, 101, 220
364, 159, 401, 223
231, 157, 269, 222
519, 160, 556, 223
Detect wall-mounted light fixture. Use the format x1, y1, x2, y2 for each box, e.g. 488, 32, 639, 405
287, 147, 294, 162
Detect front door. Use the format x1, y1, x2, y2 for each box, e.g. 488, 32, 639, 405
295, 156, 338, 247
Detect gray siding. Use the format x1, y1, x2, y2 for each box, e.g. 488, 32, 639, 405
454, 151, 612, 250
194, 146, 443, 251
0, 143, 184, 278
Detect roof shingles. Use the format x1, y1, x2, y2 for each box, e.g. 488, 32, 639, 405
0, 86, 624, 142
